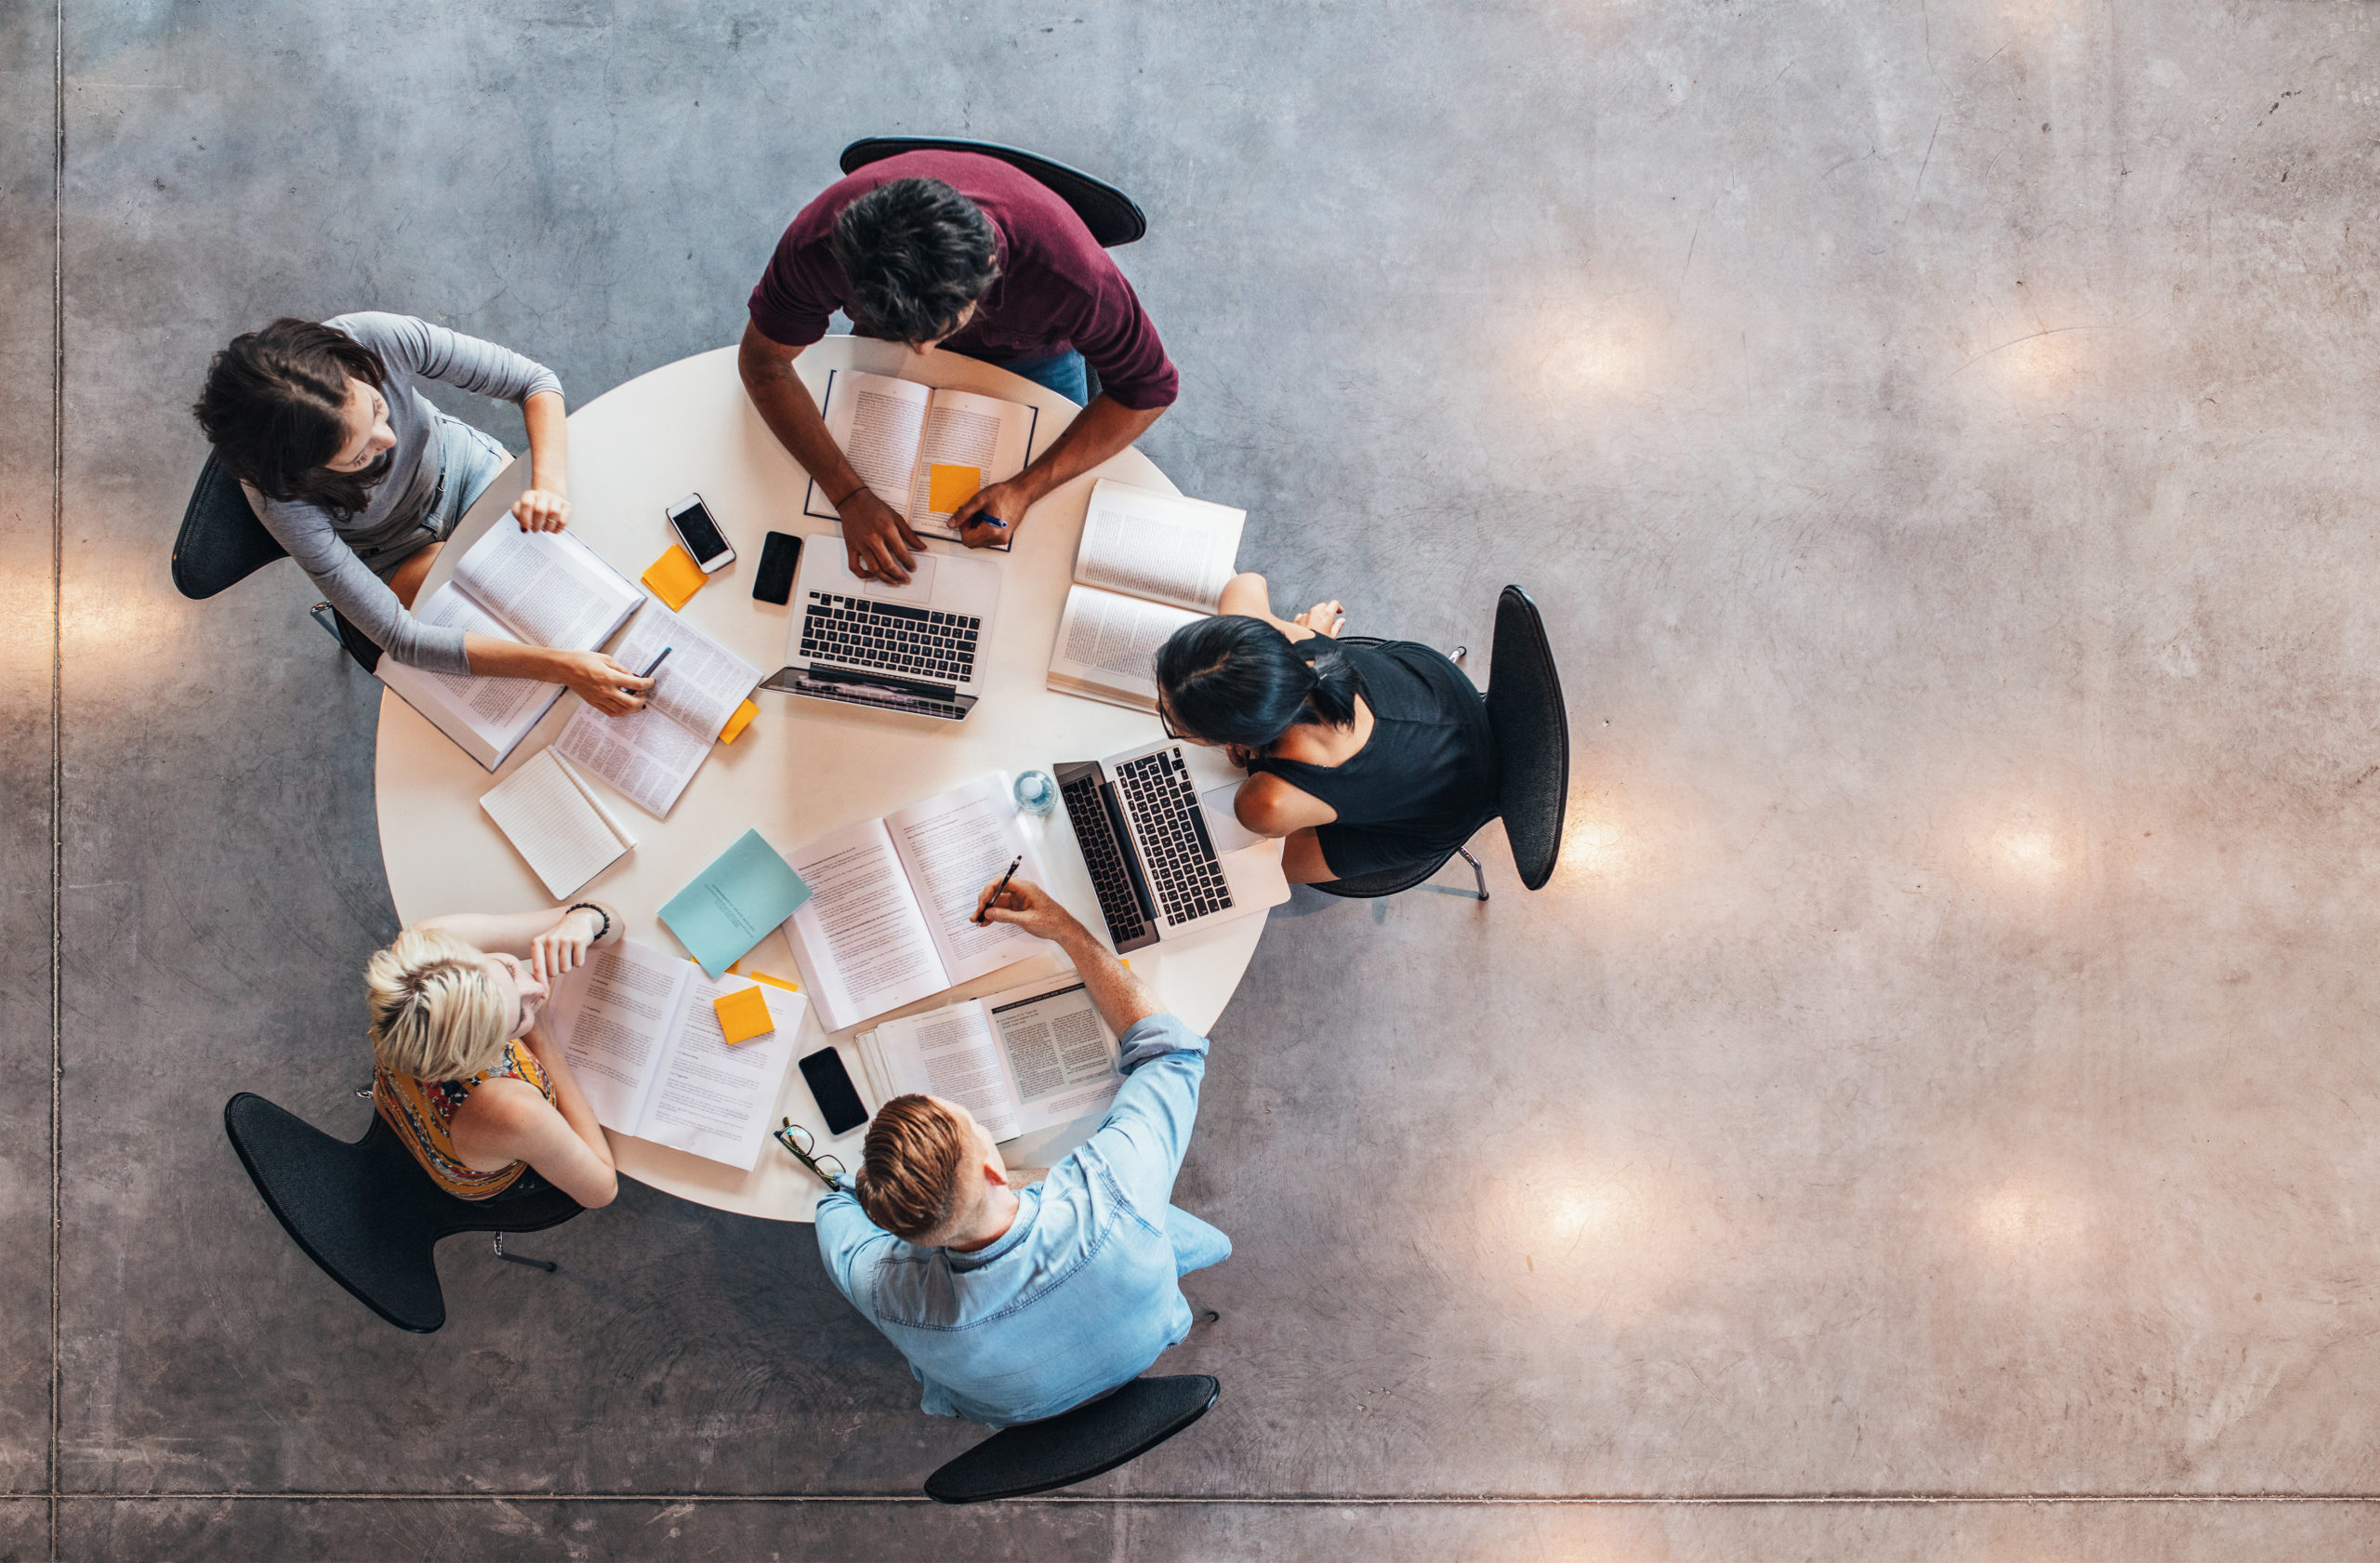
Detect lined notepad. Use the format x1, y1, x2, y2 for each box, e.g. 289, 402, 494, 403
480, 749, 638, 897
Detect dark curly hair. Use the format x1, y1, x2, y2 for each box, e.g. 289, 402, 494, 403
192, 317, 389, 521
829, 178, 1000, 347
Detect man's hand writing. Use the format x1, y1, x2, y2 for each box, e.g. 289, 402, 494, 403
951, 477, 1033, 550
973, 876, 1084, 946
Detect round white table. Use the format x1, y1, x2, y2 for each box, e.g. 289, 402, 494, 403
375, 338, 1266, 1222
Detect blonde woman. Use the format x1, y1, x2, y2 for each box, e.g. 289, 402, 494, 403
366, 904, 622, 1209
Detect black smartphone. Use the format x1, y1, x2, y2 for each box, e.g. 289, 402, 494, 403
799, 1046, 869, 1136
753, 530, 802, 605
666, 492, 735, 571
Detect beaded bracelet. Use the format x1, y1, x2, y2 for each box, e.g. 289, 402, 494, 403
564, 903, 612, 944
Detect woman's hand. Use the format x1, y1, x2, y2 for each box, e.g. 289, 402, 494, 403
512, 487, 571, 533
553, 650, 654, 717
528, 903, 608, 983
1293, 599, 1346, 637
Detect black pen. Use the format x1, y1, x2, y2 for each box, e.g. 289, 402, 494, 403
977, 854, 1024, 924
615, 645, 669, 704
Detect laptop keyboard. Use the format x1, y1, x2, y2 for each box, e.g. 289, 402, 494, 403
1115, 749, 1233, 926
1062, 771, 1155, 948
800, 593, 980, 684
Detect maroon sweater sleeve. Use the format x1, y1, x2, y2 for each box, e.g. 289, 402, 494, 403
1065, 261, 1178, 412
747, 185, 846, 349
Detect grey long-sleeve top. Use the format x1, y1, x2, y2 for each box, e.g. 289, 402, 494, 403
248, 312, 563, 675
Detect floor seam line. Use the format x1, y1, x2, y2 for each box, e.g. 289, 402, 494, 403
27, 1492, 2380, 1506
47, 0, 64, 1557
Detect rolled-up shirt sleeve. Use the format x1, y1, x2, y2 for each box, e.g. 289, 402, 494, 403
250, 493, 473, 675
1084, 1013, 1209, 1212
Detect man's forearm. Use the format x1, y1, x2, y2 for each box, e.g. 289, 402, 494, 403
1051, 919, 1165, 1036
738, 338, 868, 506
1017, 396, 1164, 499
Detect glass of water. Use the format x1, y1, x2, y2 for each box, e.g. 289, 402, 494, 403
1013, 768, 1057, 815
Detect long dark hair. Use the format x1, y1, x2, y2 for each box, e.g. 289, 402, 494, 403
1154, 616, 1364, 749
192, 318, 389, 521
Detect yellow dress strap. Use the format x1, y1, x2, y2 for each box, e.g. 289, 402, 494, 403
374, 1040, 555, 1201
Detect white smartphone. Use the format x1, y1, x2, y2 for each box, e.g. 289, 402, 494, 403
668, 493, 736, 573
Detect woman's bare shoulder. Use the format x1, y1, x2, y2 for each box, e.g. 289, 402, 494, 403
1236, 773, 1329, 833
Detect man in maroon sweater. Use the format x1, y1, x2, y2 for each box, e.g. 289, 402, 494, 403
740, 150, 1180, 583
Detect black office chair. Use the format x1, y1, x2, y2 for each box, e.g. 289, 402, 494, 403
222, 1092, 582, 1334
1312, 587, 1571, 901
840, 138, 1146, 248
923, 1374, 1220, 1503
172, 453, 382, 673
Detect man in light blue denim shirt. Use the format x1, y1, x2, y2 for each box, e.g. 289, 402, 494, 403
813, 877, 1231, 1428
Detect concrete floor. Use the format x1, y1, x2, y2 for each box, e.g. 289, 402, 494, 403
8, 0, 2380, 1557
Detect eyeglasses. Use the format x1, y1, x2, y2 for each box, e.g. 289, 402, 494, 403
774, 1119, 847, 1187
1158, 701, 1189, 742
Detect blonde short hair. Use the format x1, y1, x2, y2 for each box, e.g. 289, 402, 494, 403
364, 926, 513, 1080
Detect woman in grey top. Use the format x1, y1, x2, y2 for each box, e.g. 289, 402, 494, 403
192, 313, 651, 715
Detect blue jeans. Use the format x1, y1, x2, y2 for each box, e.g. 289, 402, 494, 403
367, 416, 512, 579
995, 348, 1089, 405
1166, 1204, 1232, 1277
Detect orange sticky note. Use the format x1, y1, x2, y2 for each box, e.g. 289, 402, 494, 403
713, 984, 775, 1045
718, 697, 759, 744
927, 462, 983, 514
641, 544, 707, 611
747, 971, 801, 994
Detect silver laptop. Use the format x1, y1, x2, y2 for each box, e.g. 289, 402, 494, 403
1055, 738, 1291, 952
760, 531, 1003, 721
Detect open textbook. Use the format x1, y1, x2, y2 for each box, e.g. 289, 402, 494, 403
479, 748, 637, 898
377, 524, 644, 770
554, 603, 762, 818
780, 774, 1055, 1031
545, 938, 809, 1171
801, 369, 1042, 543
1047, 479, 1248, 710
856, 978, 1120, 1145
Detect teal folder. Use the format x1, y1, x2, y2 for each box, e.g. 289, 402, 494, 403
658, 829, 813, 978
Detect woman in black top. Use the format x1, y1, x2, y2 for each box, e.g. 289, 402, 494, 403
1154, 574, 1499, 884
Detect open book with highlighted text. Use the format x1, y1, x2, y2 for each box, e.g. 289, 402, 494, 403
801, 369, 1042, 544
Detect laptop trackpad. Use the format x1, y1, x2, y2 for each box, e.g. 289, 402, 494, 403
864, 550, 938, 604
811, 538, 940, 603
1198, 784, 1262, 854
